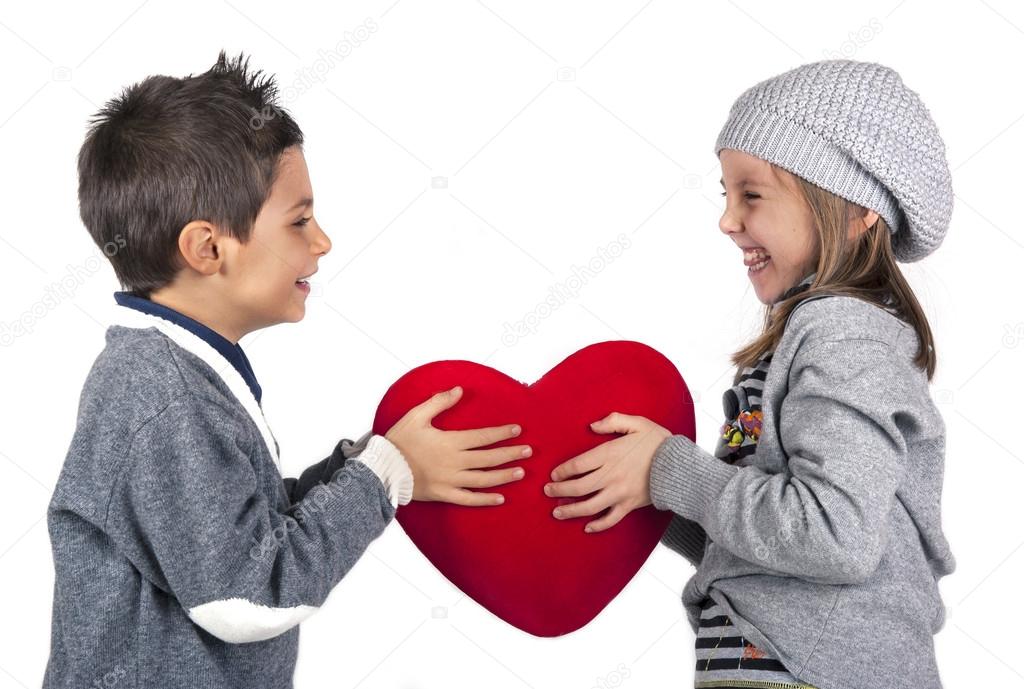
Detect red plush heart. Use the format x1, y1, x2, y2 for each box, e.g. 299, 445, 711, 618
371, 340, 695, 637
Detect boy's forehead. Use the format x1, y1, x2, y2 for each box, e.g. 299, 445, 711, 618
268, 149, 313, 210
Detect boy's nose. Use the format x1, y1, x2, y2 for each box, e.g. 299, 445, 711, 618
313, 224, 331, 255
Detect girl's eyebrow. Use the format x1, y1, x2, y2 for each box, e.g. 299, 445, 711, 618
719, 178, 763, 187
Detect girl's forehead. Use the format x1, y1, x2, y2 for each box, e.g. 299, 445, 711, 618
720, 149, 773, 177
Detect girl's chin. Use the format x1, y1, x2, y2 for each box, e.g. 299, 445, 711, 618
749, 273, 781, 305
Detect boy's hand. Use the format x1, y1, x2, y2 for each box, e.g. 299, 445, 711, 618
385, 386, 532, 507
544, 412, 671, 533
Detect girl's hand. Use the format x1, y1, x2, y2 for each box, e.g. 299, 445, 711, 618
385, 386, 532, 506
544, 412, 671, 533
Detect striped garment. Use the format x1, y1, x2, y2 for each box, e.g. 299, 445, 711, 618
656, 271, 951, 689
695, 597, 818, 689
694, 273, 819, 689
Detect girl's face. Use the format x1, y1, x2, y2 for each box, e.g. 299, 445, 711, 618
718, 149, 818, 305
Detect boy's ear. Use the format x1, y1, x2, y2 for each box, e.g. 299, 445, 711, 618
176, 220, 227, 276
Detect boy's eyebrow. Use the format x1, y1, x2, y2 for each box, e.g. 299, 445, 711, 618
287, 197, 314, 212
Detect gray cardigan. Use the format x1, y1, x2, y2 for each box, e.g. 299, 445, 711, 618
44, 308, 413, 689
650, 294, 956, 689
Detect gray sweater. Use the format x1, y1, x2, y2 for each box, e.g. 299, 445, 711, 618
44, 306, 414, 688
650, 294, 956, 689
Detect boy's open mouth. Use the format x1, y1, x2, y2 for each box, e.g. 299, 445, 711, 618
295, 271, 315, 292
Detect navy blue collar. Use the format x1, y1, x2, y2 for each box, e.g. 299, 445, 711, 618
113, 292, 263, 405
771, 271, 817, 310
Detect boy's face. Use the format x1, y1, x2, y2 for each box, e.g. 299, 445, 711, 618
228, 146, 331, 333
718, 148, 818, 306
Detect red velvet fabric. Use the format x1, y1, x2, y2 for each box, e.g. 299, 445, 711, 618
372, 340, 695, 637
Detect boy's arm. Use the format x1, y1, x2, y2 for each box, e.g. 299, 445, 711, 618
283, 430, 376, 504
105, 395, 410, 644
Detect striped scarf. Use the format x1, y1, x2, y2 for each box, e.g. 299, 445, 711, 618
714, 272, 817, 467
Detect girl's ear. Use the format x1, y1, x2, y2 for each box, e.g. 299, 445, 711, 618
846, 206, 880, 241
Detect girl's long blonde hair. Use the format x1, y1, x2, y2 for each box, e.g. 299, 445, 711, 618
730, 167, 937, 384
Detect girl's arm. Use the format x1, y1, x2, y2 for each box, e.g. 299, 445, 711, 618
648, 337, 905, 585
661, 514, 707, 568
547, 336, 908, 587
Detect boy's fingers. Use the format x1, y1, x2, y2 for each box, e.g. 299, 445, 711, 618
417, 386, 463, 422
448, 423, 522, 450
461, 444, 532, 468
447, 488, 506, 507
458, 467, 525, 489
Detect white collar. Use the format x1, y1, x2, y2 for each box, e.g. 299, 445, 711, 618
107, 304, 282, 470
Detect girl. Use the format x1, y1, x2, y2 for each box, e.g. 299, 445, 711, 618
544, 60, 956, 689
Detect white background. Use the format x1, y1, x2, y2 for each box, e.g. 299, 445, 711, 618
0, 1, 1017, 687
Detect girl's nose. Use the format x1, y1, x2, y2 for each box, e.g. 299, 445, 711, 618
719, 206, 742, 236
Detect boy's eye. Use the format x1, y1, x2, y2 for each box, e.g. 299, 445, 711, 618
293, 216, 312, 227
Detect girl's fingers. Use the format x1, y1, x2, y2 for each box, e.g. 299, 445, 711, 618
590, 412, 642, 435
584, 505, 627, 533
458, 467, 526, 489
544, 471, 600, 498
446, 488, 506, 507
550, 446, 603, 482
551, 491, 613, 520
461, 444, 532, 468
447, 423, 522, 450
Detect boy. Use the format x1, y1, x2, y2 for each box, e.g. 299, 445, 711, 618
43, 51, 531, 688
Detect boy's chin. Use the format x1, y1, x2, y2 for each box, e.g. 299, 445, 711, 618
283, 307, 306, 324
263, 305, 307, 328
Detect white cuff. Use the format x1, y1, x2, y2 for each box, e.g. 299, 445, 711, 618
350, 434, 414, 508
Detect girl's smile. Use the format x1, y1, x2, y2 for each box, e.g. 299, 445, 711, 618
718, 148, 818, 305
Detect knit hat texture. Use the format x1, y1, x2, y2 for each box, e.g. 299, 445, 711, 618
715, 59, 953, 263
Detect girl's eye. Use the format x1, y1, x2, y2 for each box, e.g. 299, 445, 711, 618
719, 191, 760, 200
293, 216, 312, 227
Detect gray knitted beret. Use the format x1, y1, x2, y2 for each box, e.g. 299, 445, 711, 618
714, 59, 953, 263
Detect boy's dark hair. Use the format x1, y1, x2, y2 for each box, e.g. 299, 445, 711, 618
78, 50, 303, 297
